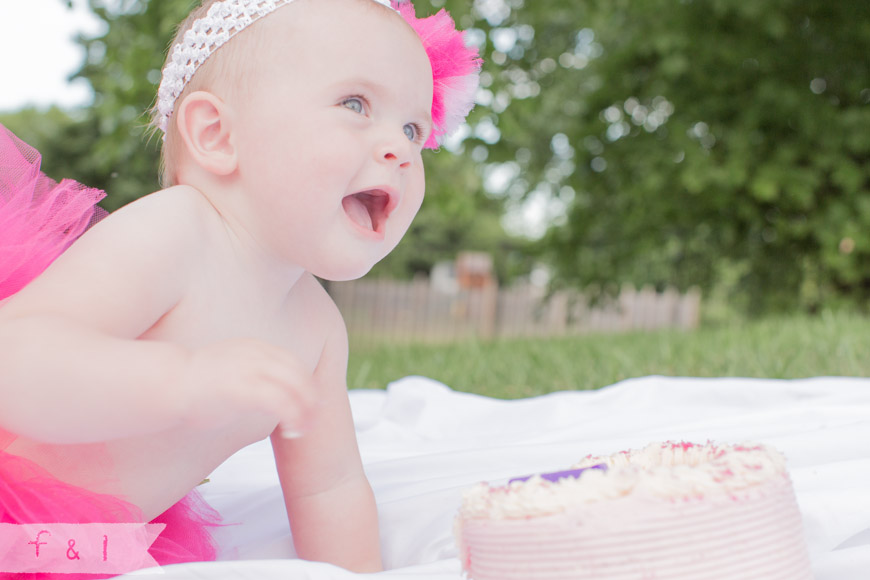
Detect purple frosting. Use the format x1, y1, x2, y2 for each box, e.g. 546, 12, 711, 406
509, 464, 608, 485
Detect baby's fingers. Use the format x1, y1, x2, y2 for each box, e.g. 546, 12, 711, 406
249, 379, 309, 432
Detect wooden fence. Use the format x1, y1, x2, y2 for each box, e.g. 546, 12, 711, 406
329, 278, 701, 343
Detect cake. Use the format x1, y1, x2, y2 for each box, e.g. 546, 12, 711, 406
455, 441, 812, 579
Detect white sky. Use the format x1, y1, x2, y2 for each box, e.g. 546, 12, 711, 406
0, 0, 104, 112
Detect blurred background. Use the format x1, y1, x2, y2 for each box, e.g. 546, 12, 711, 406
3, 0, 869, 395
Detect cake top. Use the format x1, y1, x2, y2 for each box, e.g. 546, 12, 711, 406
459, 441, 789, 519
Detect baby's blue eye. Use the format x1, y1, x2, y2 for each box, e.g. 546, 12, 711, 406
404, 123, 420, 142
342, 97, 364, 114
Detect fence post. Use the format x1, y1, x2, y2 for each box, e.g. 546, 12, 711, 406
620, 285, 635, 331
548, 290, 568, 336
678, 286, 702, 329
480, 281, 498, 339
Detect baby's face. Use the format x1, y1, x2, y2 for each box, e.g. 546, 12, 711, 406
231, 0, 434, 281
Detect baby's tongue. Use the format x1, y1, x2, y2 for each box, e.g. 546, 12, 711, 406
342, 195, 373, 231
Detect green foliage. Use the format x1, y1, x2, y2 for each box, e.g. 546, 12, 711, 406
69, 0, 195, 210
5, 1, 195, 211
471, 0, 870, 312
0, 107, 104, 192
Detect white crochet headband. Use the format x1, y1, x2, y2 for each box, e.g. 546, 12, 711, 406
154, 0, 396, 133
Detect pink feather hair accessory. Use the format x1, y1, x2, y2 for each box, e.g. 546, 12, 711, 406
393, 1, 483, 149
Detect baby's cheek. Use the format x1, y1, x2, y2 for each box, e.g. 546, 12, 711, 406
409, 168, 426, 212
390, 197, 423, 248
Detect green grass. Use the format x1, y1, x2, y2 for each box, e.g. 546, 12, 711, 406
346, 310, 870, 398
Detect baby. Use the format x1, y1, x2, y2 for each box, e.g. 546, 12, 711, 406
0, 0, 479, 574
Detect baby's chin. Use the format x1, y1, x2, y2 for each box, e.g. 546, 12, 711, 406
310, 258, 380, 283
303, 232, 404, 282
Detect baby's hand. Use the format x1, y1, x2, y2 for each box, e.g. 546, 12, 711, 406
179, 338, 318, 436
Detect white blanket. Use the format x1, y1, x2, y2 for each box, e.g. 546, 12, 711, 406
125, 376, 870, 579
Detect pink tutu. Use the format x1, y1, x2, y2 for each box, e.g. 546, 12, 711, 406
0, 123, 107, 300
0, 125, 224, 576
0, 439, 223, 579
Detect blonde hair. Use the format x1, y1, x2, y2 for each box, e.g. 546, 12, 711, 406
149, 0, 264, 187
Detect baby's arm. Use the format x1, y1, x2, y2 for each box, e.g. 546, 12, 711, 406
0, 188, 315, 443
271, 284, 382, 573
0, 191, 196, 442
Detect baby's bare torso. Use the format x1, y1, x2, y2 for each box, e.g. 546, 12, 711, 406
5, 189, 332, 520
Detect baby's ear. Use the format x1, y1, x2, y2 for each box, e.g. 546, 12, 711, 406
176, 91, 238, 176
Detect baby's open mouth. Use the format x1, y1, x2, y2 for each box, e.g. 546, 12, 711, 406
342, 190, 392, 233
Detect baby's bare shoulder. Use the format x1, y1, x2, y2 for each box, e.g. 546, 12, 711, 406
106, 186, 215, 236
86, 186, 225, 268
0, 186, 222, 330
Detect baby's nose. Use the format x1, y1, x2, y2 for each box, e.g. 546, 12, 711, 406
376, 134, 412, 168
383, 151, 410, 167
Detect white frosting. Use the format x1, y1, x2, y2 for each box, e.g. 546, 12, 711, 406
455, 441, 811, 580
459, 441, 788, 519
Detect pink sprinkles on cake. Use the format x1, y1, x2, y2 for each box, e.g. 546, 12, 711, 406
455, 441, 811, 580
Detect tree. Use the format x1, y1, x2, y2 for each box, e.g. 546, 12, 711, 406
0, 107, 105, 193
475, 0, 870, 311
68, 0, 193, 210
